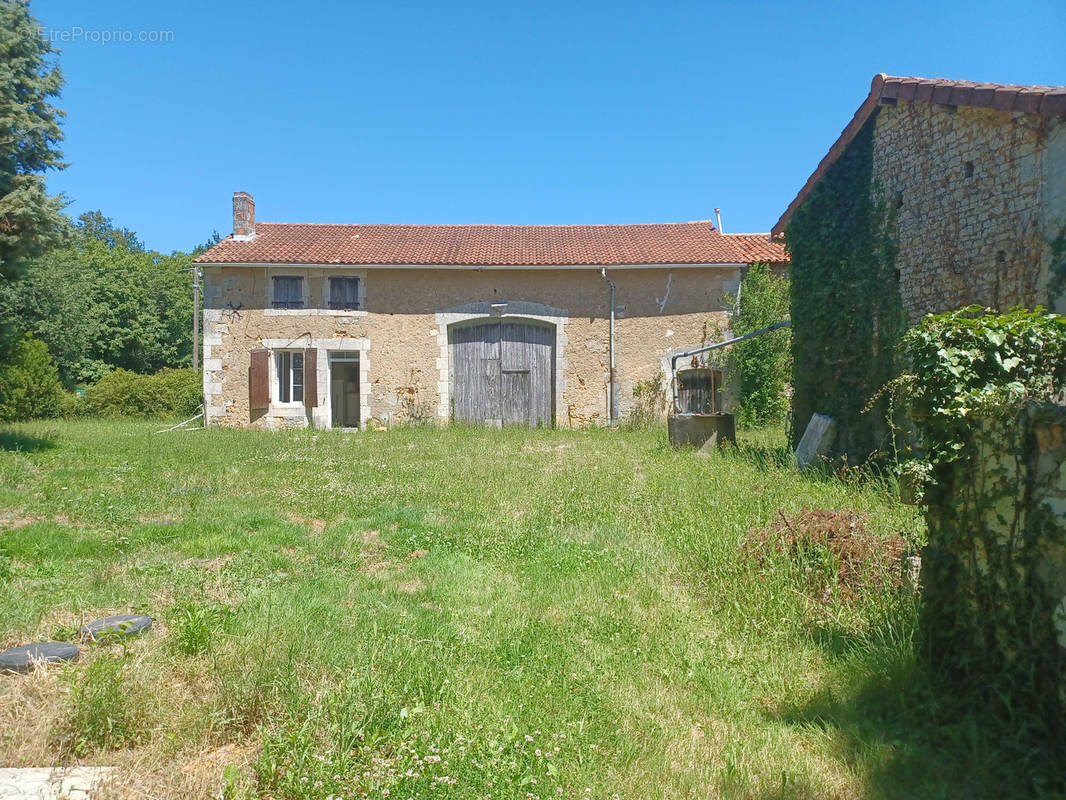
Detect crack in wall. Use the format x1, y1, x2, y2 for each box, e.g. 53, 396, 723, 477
656, 270, 674, 314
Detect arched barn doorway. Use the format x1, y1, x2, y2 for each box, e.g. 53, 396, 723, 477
449, 318, 555, 427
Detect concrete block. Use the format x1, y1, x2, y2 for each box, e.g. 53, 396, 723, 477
795, 413, 837, 469
667, 413, 736, 452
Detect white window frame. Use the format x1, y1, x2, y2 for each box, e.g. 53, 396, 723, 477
274, 349, 305, 405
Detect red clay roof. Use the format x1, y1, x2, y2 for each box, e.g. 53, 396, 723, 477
195, 221, 753, 266
723, 233, 788, 264
772, 73, 1066, 236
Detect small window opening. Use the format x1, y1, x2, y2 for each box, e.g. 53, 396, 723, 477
895, 190, 904, 210
964, 161, 975, 178
272, 276, 304, 309
276, 350, 304, 403
996, 250, 1007, 265
328, 276, 360, 310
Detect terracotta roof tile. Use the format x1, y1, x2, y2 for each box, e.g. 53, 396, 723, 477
723, 234, 789, 264
773, 73, 1066, 235
195, 220, 749, 266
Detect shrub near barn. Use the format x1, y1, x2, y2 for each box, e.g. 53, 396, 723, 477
730, 263, 791, 427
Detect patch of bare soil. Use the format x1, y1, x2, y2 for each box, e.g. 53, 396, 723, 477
135, 514, 179, 525
86, 738, 260, 800
741, 508, 906, 602
360, 530, 389, 573
407, 548, 428, 560
0, 509, 39, 530
396, 578, 427, 594
183, 554, 233, 574
181, 741, 259, 785
0, 511, 85, 530
291, 514, 328, 534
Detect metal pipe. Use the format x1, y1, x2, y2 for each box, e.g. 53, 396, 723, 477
600, 267, 617, 425
193, 266, 201, 371
714, 207, 723, 233
670, 319, 791, 413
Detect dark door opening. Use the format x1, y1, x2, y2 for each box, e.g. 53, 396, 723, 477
329, 353, 360, 428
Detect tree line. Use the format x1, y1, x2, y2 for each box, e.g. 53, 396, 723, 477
0, 0, 210, 419
2, 212, 212, 388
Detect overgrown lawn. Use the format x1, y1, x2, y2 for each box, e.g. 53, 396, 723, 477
0, 421, 1044, 798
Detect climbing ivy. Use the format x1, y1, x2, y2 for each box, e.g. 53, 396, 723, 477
784, 113, 904, 462
899, 307, 1066, 736
900, 305, 1066, 464
1049, 227, 1066, 312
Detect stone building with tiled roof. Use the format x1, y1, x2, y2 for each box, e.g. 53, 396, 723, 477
195, 194, 787, 429
777, 73, 1065, 461
776, 73, 1066, 319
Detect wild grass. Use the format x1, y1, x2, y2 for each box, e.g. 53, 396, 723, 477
0, 419, 1054, 798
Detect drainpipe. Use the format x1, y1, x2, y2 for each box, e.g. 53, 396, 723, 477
600, 267, 616, 425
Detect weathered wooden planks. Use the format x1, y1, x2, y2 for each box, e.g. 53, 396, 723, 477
450, 320, 554, 427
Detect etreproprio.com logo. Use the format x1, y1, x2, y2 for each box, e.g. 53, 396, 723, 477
38, 26, 175, 44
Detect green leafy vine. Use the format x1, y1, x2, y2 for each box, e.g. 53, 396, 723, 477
784, 112, 905, 462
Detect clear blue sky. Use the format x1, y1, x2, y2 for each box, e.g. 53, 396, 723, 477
33, 0, 1066, 254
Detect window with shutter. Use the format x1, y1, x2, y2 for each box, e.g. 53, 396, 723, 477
249, 349, 270, 409
272, 276, 304, 309
303, 348, 318, 408
276, 350, 304, 403
328, 277, 360, 310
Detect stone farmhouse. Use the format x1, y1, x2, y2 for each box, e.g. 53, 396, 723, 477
774, 73, 1066, 319
194, 194, 786, 429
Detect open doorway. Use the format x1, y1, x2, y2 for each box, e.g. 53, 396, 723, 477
329, 351, 360, 428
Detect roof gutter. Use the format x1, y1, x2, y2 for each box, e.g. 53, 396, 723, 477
191, 261, 749, 270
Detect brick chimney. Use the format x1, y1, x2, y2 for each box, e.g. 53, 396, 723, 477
233, 191, 255, 239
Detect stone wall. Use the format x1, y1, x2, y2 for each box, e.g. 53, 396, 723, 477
921, 403, 1066, 726
201, 266, 740, 428
872, 102, 1066, 320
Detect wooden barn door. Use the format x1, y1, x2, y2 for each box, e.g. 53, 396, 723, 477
450, 319, 554, 427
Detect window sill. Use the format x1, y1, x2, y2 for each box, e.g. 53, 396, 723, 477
264, 308, 368, 317
269, 403, 308, 413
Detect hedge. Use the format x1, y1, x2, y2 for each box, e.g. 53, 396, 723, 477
82, 367, 202, 418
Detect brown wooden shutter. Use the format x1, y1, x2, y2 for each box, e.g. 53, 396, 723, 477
303, 348, 318, 407
249, 348, 270, 409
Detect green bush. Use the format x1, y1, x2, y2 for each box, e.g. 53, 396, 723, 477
730, 264, 792, 428
83, 367, 201, 418
0, 334, 64, 421
900, 306, 1066, 460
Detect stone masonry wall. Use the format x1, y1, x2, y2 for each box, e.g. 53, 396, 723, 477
872, 103, 1065, 320
201, 266, 740, 429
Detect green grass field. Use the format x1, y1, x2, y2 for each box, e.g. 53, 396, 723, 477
0, 421, 1048, 798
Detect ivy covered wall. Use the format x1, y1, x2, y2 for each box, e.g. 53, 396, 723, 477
784, 113, 905, 460
902, 307, 1066, 736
